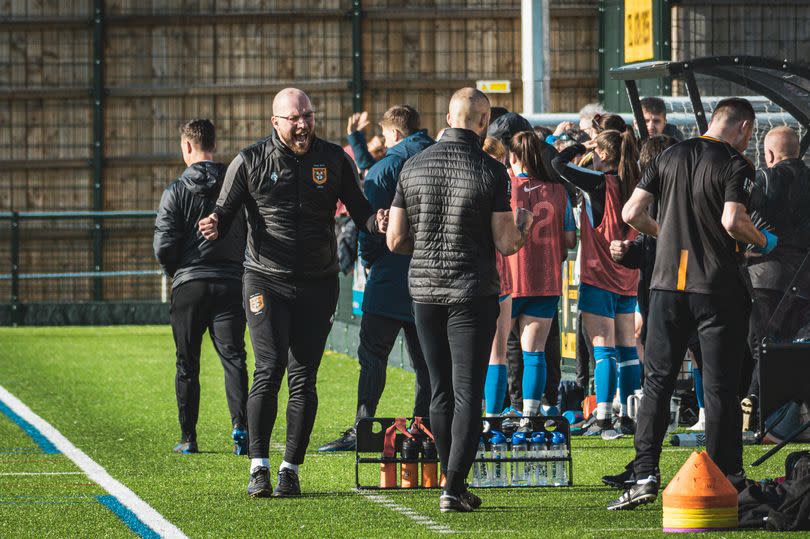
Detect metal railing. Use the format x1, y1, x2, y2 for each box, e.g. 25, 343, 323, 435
0, 210, 163, 325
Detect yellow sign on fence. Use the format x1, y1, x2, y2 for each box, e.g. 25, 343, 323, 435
624, 0, 654, 63
476, 80, 511, 94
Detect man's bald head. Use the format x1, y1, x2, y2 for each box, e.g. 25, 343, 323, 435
764, 126, 800, 167
271, 88, 315, 155
446, 88, 491, 136
272, 88, 312, 117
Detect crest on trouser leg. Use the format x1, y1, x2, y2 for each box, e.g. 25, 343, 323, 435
249, 293, 264, 314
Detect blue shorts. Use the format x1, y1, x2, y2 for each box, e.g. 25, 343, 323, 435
499, 294, 511, 303
511, 296, 560, 319
578, 283, 637, 319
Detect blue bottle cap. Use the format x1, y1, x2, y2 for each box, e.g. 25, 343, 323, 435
552, 431, 566, 444
490, 431, 506, 444
511, 432, 526, 445
530, 432, 546, 444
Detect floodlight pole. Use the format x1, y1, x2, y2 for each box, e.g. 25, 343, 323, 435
521, 0, 549, 114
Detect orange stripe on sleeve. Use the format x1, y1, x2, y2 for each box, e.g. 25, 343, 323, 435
677, 250, 688, 291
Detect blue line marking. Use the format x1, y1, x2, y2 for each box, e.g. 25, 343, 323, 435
0, 401, 59, 454
96, 495, 161, 539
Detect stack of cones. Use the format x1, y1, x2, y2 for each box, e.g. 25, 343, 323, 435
662, 451, 738, 532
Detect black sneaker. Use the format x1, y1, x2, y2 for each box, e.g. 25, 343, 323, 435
602, 467, 634, 489
607, 479, 659, 510
460, 489, 482, 509
173, 441, 198, 454
272, 468, 301, 497
615, 416, 636, 436
317, 427, 356, 452
247, 467, 272, 498
439, 493, 473, 513
603, 466, 660, 489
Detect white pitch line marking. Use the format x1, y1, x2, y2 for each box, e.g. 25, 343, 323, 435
0, 471, 84, 476
0, 384, 187, 538
359, 492, 455, 534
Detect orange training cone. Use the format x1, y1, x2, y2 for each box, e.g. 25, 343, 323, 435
662, 451, 738, 532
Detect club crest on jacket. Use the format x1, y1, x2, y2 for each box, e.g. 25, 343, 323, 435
312, 166, 328, 186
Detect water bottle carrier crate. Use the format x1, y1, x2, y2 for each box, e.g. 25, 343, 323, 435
354, 416, 573, 490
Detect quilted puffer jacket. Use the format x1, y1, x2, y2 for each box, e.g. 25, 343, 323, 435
395, 128, 512, 303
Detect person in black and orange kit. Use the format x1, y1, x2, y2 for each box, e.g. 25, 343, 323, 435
198, 88, 387, 499
154, 119, 249, 456
606, 98, 776, 510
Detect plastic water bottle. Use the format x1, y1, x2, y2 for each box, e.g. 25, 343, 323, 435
490, 431, 508, 487
471, 437, 489, 487
510, 431, 528, 487
551, 432, 568, 486
529, 432, 546, 486
535, 432, 550, 486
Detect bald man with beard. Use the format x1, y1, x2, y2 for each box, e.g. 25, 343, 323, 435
199, 88, 387, 498
387, 88, 533, 512
742, 126, 810, 422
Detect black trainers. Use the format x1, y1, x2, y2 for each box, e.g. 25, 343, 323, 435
603, 466, 660, 489
607, 479, 659, 510
439, 493, 473, 513
460, 489, 482, 509
615, 416, 636, 436
602, 467, 634, 489
173, 441, 198, 454
317, 427, 356, 452
247, 467, 272, 498
272, 468, 301, 497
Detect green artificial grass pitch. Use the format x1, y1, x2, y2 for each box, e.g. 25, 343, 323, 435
0, 326, 807, 538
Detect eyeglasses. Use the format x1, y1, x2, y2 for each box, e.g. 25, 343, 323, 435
275, 111, 315, 124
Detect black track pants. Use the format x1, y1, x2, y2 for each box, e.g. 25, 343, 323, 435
356, 313, 431, 421
414, 297, 499, 495
244, 270, 339, 464
170, 279, 248, 442
634, 288, 749, 478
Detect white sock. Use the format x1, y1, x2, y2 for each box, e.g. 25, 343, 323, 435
698, 408, 705, 422
280, 460, 299, 473
619, 403, 626, 417
596, 402, 610, 420
250, 458, 269, 473
637, 474, 657, 485
523, 399, 541, 417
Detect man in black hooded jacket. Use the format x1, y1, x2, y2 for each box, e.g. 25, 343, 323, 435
154, 119, 249, 456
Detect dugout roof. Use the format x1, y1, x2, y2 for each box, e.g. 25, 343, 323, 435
610, 56, 810, 156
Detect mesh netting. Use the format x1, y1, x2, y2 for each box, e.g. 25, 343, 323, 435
662, 96, 808, 168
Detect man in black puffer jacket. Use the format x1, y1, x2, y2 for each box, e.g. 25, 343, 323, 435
387, 88, 533, 512
154, 119, 249, 456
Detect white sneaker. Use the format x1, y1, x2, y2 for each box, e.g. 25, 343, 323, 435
601, 428, 624, 441
688, 409, 705, 431
688, 420, 705, 431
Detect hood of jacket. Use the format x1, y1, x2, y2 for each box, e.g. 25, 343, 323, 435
386, 129, 434, 160
180, 161, 228, 196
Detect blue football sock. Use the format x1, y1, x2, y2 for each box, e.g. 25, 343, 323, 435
484, 364, 508, 416
692, 364, 704, 409
522, 351, 546, 416
617, 346, 642, 416
594, 346, 618, 411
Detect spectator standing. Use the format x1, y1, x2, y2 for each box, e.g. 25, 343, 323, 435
154, 119, 249, 456
386, 88, 532, 512
318, 105, 435, 452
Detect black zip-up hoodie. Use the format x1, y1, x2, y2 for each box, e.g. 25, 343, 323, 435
153, 161, 246, 288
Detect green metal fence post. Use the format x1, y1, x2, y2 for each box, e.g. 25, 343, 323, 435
10, 212, 20, 326
351, 0, 362, 113
92, 0, 105, 300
